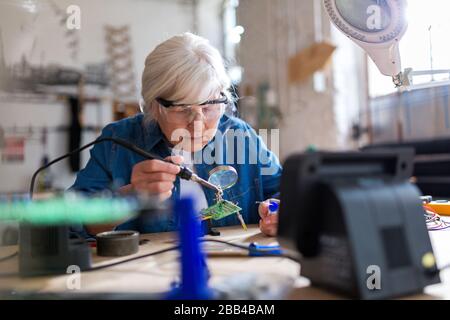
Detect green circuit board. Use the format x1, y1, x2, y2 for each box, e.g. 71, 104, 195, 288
201, 199, 242, 221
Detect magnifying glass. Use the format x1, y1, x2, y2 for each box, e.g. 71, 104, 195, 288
206, 165, 246, 230
208, 166, 238, 192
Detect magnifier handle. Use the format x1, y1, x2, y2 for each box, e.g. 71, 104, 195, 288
163, 160, 221, 194
177, 166, 193, 180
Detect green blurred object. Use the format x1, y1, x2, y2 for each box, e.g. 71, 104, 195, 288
306, 144, 317, 152
0, 196, 138, 225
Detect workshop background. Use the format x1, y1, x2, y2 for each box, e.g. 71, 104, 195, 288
0, 0, 449, 194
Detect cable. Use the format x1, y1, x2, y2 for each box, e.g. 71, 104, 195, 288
439, 264, 450, 272
84, 245, 179, 272
0, 251, 18, 263
423, 204, 450, 231
29, 137, 164, 198
202, 238, 260, 250
28, 136, 215, 199
1, 236, 447, 291
0, 238, 299, 278
202, 238, 301, 263
206, 239, 450, 274
0, 246, 180, 278
87, 239, 301, 271
425, 263, 450, 277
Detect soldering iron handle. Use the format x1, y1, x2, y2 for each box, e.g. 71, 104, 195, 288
177, 166, 193, 180
29, 136, 193, 198
107, 137, 161, 160
105, 138, 193, 180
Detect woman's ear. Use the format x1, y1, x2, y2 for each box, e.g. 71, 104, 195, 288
150, 101, 161, 121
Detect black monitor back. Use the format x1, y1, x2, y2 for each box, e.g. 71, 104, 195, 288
278, 149, 440, 299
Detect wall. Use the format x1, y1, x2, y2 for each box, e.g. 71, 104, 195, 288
0, 96, 110, 193
196, 0, 224, 53
236, 0, 365, 161
331, 25, 369, 149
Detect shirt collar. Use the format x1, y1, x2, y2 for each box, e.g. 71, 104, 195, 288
142, 118, 165, 153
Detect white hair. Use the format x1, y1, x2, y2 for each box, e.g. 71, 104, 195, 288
141, 33, 233, 120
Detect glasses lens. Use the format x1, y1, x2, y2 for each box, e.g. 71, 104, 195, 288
208, 166, 238, 190
161, 104, 224, 124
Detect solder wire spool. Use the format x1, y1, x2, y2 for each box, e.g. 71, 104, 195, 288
96, 230, 140, 257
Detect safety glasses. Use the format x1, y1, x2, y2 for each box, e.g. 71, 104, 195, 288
156, 92, 229, 108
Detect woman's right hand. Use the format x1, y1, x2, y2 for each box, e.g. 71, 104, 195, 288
88, 156, 183, 235
127, 155, 184, 201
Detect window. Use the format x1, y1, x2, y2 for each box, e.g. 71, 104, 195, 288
369, 0, 450, 97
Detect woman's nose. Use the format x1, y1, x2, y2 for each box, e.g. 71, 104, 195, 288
187, 112, 206, 131
189, 106, 206, 122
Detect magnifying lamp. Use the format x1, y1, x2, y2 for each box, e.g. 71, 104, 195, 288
323, 0, 408, 87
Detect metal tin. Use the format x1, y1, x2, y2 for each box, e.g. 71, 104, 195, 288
96, 230, 139, 257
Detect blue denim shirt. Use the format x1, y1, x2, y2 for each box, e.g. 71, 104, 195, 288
70, 113, 281, 233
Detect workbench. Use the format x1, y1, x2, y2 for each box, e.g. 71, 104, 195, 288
0, 225, 449, 299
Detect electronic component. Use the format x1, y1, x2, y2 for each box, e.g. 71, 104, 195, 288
201, 165, 247, 230
278, 149, 440, 299
19, 225, 92, 277
201, 199, 242, 219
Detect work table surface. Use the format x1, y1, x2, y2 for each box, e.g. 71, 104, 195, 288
0, 225, 449, 299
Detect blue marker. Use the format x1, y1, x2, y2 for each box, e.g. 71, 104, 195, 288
248, 242, 282, 257
256, 200, 280, 215
267, 201, 279, 215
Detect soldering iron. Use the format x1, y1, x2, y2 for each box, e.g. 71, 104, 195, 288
29, 137, 222, 198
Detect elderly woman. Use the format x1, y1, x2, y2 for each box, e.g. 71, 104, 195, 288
71, 33, 280, 237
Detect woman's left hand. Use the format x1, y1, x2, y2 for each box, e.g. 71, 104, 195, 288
258, 199, 279, 236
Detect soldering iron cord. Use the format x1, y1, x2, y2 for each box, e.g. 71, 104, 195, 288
0, 239, 297, 277
29, 137, 220, 198
1, 239, 448, 278
29, 137, 163, 198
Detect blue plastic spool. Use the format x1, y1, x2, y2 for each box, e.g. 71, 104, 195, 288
166, 197, 213, 300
